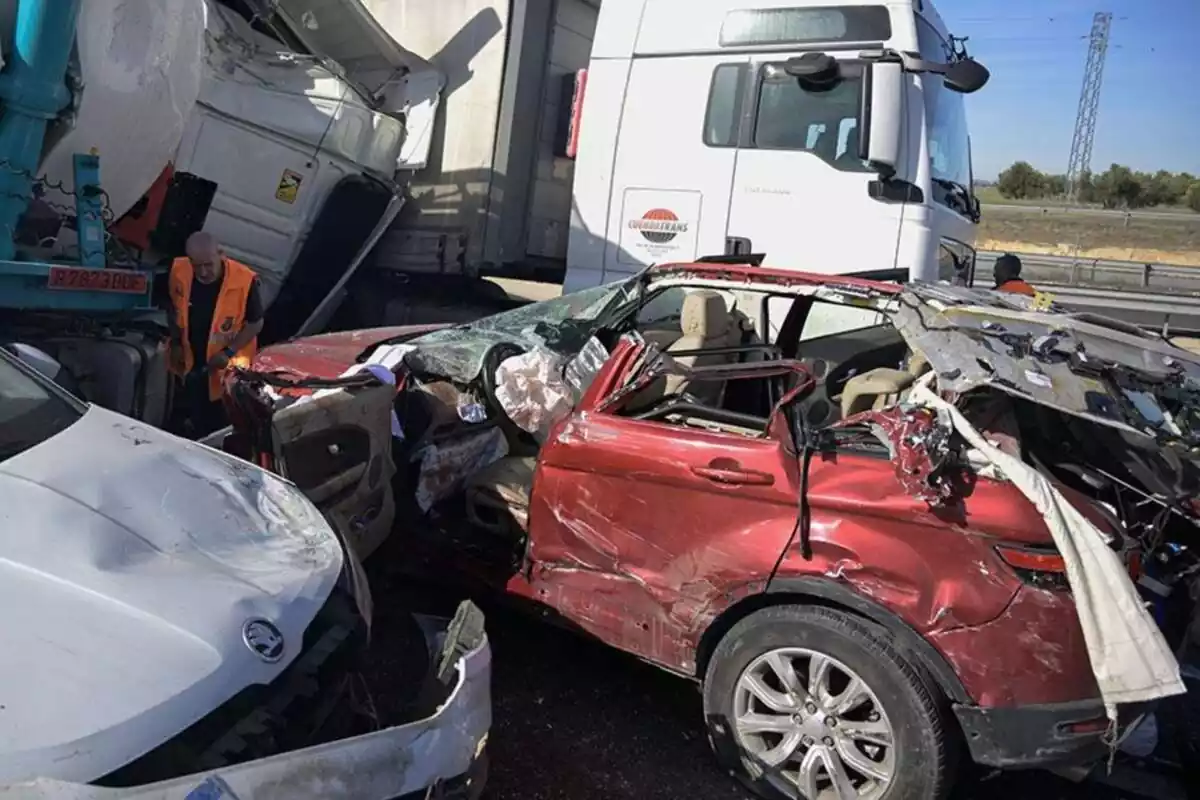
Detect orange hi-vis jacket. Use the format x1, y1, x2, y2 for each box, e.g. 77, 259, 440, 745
167, 256, 258, 401
996, 278, 1037, 296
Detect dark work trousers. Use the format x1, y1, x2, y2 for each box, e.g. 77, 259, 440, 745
170, 369, 227, 439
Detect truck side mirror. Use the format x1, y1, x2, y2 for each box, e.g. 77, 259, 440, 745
943, 59, 989, 94
859, 61, 902, 177
784, 53, 840, 85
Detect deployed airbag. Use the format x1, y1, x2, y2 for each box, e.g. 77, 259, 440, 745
493, 350, 574, 441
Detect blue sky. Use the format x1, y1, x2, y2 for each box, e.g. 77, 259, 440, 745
942, 0, 1200, 180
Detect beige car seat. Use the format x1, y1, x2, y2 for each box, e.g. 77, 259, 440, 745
631, 290, 738, 409
837, 349, 932, 418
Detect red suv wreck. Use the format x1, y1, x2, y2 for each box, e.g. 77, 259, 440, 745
223, 263, 1197, 800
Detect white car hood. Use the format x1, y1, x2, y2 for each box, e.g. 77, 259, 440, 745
0, 406, 343, 784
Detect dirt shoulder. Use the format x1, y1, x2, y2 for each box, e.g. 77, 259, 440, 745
979, 206, 1200, 266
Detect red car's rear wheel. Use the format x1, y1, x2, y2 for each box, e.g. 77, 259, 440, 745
702, 605, 955, 800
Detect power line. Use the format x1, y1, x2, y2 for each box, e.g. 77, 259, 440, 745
1066, 11, 1113, 202
969, 36, 1088, 43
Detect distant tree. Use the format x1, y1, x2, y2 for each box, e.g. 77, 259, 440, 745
993, 161, 1194, 208
1171, 173, 1196, 204
997, 161, 1044, 199
1093, 164, 1143, 209
1188, 183, 1200, 214
1143, 170, 1183, 206
1044, 174, 1067, 197
1075, 170, 1097, 204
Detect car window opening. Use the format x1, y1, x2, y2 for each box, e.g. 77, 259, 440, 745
613, 360, 793, 440
0, 347, 86, 462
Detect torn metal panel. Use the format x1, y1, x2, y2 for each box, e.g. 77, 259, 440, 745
892, 285, 1200, 445
911, 376, 1185, 716
832, 405, 962, 507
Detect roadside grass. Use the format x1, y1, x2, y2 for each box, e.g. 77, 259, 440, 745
975, 187, 1054, 207
978, 204, 1200, 266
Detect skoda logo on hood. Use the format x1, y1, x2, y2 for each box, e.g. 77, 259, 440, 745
243, 619, 285, 662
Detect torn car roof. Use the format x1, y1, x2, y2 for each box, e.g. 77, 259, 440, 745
893, 282, 1200, 446
646, 262, 903, 295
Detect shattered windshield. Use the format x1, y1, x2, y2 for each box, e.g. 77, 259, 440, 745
402, 277, 641, 383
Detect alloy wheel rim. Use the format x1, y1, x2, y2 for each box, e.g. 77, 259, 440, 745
732, 647, 896, 799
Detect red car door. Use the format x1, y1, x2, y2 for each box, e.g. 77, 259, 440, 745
524, 340, 802, 674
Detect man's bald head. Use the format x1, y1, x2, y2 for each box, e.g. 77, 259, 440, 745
186, 232, 223, 284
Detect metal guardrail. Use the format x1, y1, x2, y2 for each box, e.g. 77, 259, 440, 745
977, 251, 1200, 295
974, 251, 1200, 332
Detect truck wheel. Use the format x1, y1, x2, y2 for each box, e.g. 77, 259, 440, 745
702, 605, 952, 800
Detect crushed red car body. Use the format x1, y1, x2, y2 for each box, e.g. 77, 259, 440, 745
223, 263, 1198, 797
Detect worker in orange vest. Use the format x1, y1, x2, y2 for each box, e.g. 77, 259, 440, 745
993, 253, 1037, 296
166, 232, 264, 436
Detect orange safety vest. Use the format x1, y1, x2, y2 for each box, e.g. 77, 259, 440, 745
996, 278, 1037, 297
168, 256, 258, 401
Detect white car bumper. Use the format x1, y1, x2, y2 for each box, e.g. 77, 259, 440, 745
0, 614, 492, 800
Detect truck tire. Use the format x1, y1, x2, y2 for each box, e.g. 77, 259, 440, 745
702, 605, 953, 800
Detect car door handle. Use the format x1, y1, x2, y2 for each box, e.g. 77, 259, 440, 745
690, 463, 775, 486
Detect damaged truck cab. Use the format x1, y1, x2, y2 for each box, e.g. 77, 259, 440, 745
224, 263, 1197, 800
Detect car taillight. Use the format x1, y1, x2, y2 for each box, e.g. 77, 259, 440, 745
1057, 716, 1110, 736
995, 545, 1070, 591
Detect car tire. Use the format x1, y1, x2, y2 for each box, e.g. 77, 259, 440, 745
703, 604, 953, 800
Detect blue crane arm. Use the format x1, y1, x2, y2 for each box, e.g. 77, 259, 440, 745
0, 0, 84, 260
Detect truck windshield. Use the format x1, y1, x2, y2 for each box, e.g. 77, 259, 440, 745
916, 17, 973, 209
0, 350, 85, 462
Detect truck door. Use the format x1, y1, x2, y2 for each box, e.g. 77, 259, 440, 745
599, 54, 747, 279
727, 56, 904, 338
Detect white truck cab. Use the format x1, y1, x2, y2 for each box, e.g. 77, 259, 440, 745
565, 0, 985, 337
